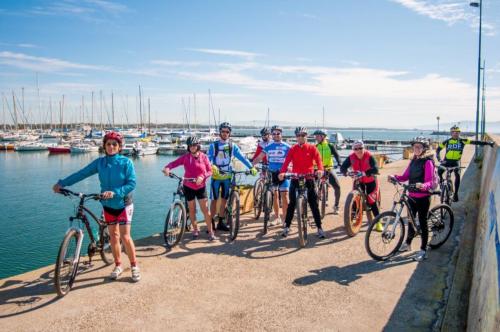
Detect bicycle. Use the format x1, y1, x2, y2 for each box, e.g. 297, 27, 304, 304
252, 164, 269, 220
54, 188, 114, 296
283, 173, 316, 248
343, 171, 380, 237
365, 179, 454, 261
315, 170, 330, 219
163, 173, 197, 249
438, 164, 465, 205
220, 169, 252, 241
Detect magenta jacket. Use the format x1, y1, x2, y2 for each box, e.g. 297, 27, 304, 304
165, 152, 212, 190
394, 159, 435, 198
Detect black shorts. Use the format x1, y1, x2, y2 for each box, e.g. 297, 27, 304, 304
183, 185, 207, 201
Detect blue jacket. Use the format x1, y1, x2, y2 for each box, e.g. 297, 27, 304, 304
58, 154, 136, 210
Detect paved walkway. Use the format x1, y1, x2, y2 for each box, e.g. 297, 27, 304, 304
0, 146, 474, 331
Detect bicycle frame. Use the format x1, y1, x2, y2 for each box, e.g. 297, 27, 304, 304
383, 183, 419, 236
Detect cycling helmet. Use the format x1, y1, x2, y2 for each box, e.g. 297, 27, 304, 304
410, 136, 430, 149
450, 125, 461, 132
313, 129, 327, 136
260, 127, 271, 136
294, 126, 308, 135
353, 140, 364, 149
219, 122, 232, 132
186, 136, 200, 146
271, 125, 283, 133
103, 131, 124, 146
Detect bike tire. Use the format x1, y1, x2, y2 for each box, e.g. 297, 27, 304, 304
296, 195, 307, 248
163, 202, 187, 249
320, 182, 327, 219
441, 184, 449, 205
344, 190, 364, 237
54, 229, 81, 297
365, 211, 405, 261
253, 179, 264, 220
263, 189, 273, 234
227, 191, 241, 241
99, 225, 114, 265
428, 204, 454, 249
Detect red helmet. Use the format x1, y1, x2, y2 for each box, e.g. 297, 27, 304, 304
103, 131, 124, 146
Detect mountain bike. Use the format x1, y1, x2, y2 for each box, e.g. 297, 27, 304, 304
315, 170, 329, 219
220, 169, 252, 241
54, 189, 114, 296
365, 179, 454, 261
343, 171, 380, 237
252, 164, 269, 220
438, 164, 465, 205
253, 164, 276, 233
163, 173, 196, 249
283, 173, 316, 248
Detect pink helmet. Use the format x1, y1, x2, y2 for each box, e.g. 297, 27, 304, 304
103, 131, 124, 146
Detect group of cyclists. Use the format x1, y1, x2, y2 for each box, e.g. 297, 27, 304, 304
52, 122, 494, 280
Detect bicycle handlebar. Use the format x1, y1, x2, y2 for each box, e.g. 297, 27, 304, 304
168, 173, 197, 182
219, 170, 252, 176
283, 172, 317, 179
58, 188, 102, 200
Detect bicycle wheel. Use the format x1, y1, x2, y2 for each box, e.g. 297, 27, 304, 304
99, 225, 114, 265
163, 202, 187, 249
54, 229, 81, 297
365, 211, 405, 261
319, 182, 327, 219
263, 189, 273, 233
428, 204, 454, 249
344, 190, 364, 237
296, 195, 307, 248
253, 178, 264, 220
226, 191, 241, 241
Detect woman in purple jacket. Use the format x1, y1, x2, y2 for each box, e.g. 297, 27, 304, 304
388, 137, 436, 262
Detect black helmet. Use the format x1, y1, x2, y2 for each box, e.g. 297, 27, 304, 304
410, 136, 430, 149
219, 122, 232, 132
294, 126, 308, 135
313, 129, 327, 136
260, 127, 270, 136
450, 125, 461, 132
186, 136, 200, 146
271, 125, 282, 133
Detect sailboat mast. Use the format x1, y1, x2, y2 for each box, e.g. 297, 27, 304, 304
148, 97, 151, 134
91, 91, 94, 128
111, 91, 115, 128
49, 97, 53, 130
12, 91, 18, 131
36, 73, 42, 130
99, 90, 103, 131
138, 85, 143, 130
193, 93, 197, 131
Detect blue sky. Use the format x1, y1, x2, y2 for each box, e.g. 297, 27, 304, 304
1, 0, 499, 128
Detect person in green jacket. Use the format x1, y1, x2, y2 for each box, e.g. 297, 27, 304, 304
314, 129, 342, 214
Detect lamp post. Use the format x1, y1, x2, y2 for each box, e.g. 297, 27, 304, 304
470, 0, 482, 156
436, 116, 440, 143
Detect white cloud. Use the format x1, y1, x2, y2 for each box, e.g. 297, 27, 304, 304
17, 43, 38, 48
186, 48, 263, 60
392, 0, 496, 35
151, 60, 202, 67
0, 51, 109, 72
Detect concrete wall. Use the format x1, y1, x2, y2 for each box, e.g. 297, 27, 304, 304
468, 134, 500, 331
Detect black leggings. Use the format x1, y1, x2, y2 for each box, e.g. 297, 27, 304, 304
327, 171, 341, 208
407, 196, 431, 250
438, 160, 460, 197
359, 181, 380, 217
285, 179, 322, 229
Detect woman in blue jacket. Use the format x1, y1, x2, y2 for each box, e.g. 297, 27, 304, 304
52, 132, 140, 282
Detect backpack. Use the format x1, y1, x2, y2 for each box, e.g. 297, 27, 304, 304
213, 140, 233, 159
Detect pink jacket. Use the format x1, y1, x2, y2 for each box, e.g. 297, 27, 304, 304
165, 152, 212, 190
394, 159, 434, 198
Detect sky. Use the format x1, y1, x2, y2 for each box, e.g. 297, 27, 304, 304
1, 0, 500, 129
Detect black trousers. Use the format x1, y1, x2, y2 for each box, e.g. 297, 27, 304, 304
406, 196, 431, 250
438, 160, 460, 198
327, 170, 341, 208
359, 181, 380, 217
285, 179, 322, 229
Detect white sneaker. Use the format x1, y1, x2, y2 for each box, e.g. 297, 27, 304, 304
282, 227, 290, 237
131, 266, 141, 282
414, 250, 428, 262
399, 243, 411, 252
110, 265, 123, 280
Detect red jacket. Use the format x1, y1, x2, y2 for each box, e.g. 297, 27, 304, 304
280, 143, 323, 174
252, 140, 269, 164
349, 151, 376, 184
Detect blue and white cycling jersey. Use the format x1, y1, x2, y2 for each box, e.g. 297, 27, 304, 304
263, 141, 291, 172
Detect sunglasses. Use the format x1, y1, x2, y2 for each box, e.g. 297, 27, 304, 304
353, 147, 363, 151
296, 134, 307, 138
220, 130, 230, 134
272, 132, 281, 136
